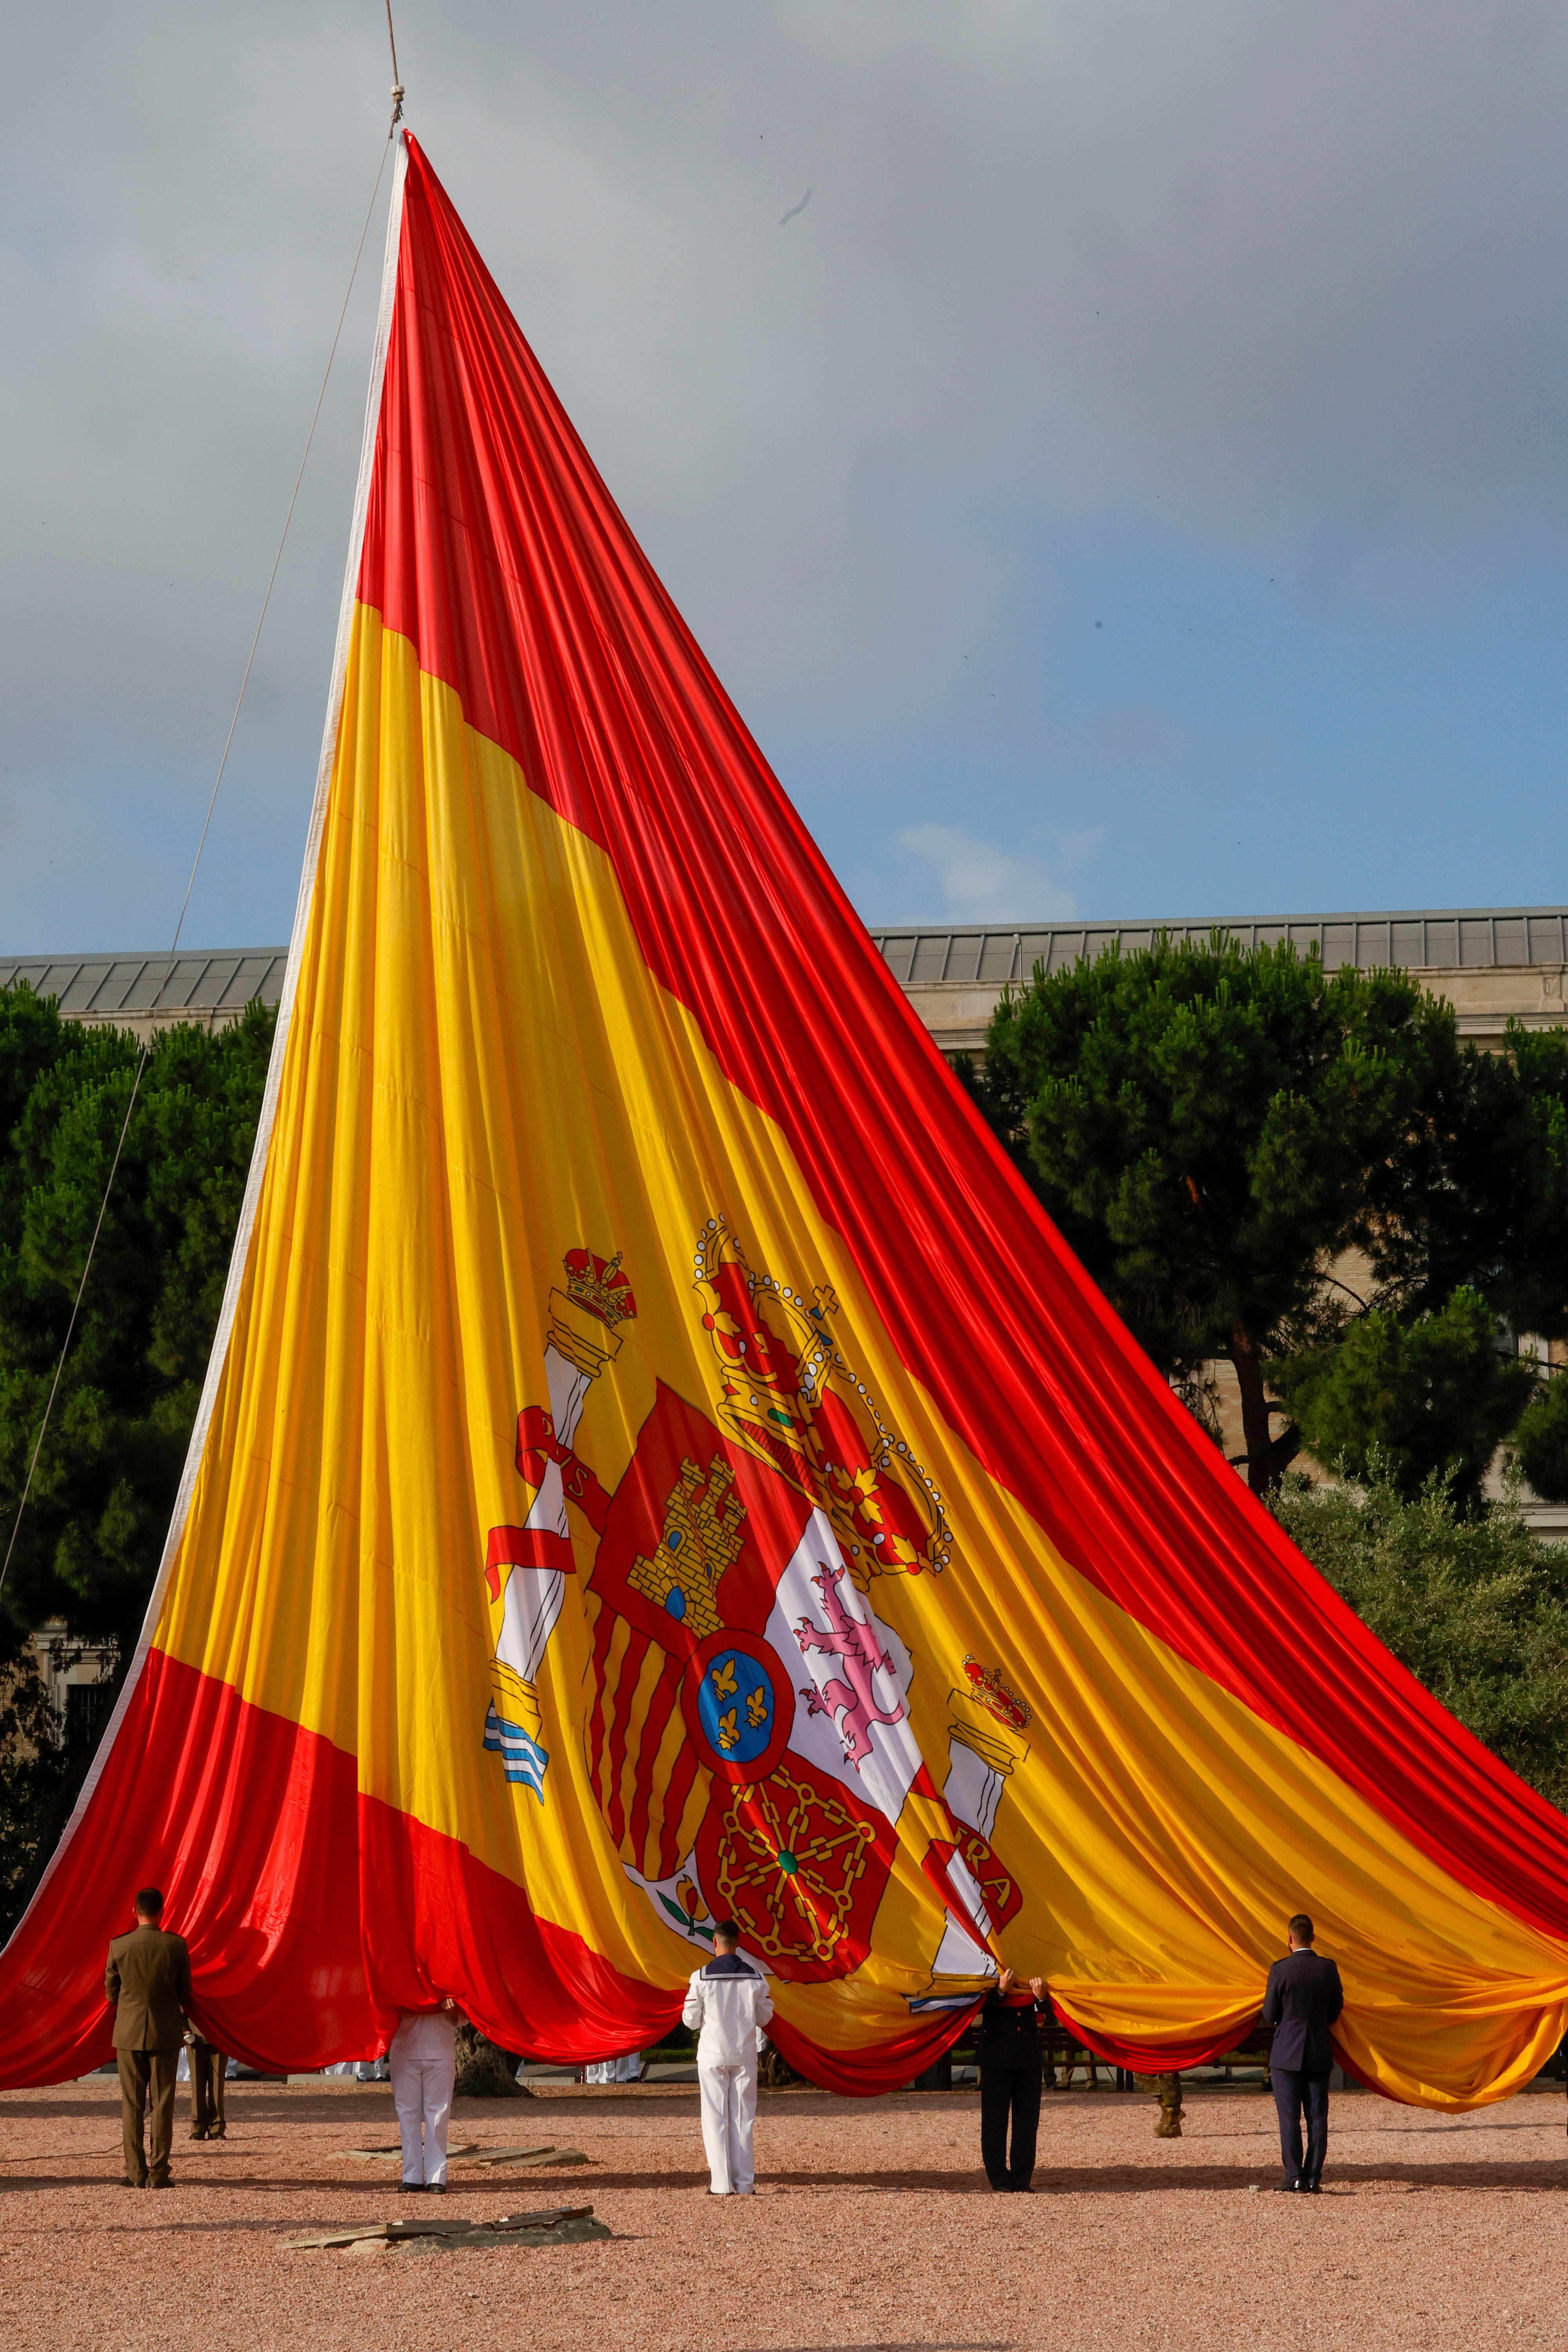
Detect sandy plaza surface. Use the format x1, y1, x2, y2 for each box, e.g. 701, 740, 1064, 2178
3, 2075, 1567, 2352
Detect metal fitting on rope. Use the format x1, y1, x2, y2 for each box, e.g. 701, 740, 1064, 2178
390, 83, 405, 127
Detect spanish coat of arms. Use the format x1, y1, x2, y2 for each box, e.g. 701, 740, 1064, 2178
480, 1219, 1031, 1997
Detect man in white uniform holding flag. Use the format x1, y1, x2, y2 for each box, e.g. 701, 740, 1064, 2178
682, 1922, 773, 2196
389, 1994, 459, 2193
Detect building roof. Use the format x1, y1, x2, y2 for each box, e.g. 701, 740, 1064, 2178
867, 907, 1568, 989
6, 906, 1568, 1031
0, 949, 289, 1025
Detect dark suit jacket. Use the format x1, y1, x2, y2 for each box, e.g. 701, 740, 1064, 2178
1261, 1947, 1343, 2074
975, 1987, 1045, 2068
105, 1924, 192, 2052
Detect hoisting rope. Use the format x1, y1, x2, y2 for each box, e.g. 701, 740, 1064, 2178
386, 1, 405, 131
0, 128, 397, 1604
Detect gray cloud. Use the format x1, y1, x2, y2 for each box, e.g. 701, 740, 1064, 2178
2, 2, 1564, 945
895, 822, 1074, 924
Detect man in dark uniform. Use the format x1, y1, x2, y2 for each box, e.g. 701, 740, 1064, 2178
105, 1887, 192, 2189
186, 2024, 227, 2141
976, 1965, 1046, 2192
1261, 1911, 1344, 2193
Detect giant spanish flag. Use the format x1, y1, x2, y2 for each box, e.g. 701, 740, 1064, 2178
5, 132, 1568, 2103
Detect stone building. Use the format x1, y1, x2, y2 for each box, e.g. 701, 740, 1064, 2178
30, 1621, 117, 1750
866, 906, 1568, 1057
0, 948, 288, 1045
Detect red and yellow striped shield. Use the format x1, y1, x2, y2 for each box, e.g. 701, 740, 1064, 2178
5, 133, 1567, 2101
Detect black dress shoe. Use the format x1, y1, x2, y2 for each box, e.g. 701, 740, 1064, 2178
425, 2182, 446, 2195
121, 2177, 144, 2189
1272, 2181, 1300, 2192
1303, 2180, 1323, 2193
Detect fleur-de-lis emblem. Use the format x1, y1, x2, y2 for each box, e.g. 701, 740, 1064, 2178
746, 1684, 768, 1729
717, 1707, 739, 1750
711, 1658, 738, 1700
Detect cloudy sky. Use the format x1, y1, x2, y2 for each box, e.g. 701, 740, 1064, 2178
3, 2, 1566, 951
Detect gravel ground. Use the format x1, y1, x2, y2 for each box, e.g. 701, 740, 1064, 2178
4, 2076, 1567, 2352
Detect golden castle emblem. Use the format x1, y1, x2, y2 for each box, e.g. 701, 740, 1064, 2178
628, 1457, 748, 1639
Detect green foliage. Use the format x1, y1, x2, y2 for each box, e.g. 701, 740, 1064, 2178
1512, 1373, 1568, 1506
971, 931, 1457, 1488
971, 932, 1568, 1494
0, 985, 276, 1658
1274, 1463, 1568, 1813
1272, 1287, 1536, 1509
0, 1626, 66, 1944
1367, 1018, 1568, 1341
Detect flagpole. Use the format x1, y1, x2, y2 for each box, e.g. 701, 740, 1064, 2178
385, 1, 405, 130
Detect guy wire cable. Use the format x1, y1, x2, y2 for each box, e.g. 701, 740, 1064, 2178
0, 129, 396, 1604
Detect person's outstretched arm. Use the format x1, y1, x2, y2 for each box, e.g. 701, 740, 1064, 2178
1326, 1960, 1344, 2024
103, 1949, 121, 2008
681, 1975, 704, 2034
1261, 1961, 1283, 2026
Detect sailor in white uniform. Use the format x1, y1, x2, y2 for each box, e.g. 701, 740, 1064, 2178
681, 1921, 773, 2195
388, 1996, 459, 2192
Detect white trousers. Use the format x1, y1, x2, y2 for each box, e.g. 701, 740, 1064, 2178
585, 2051, 641, 2085
698, 2057, 757, 2194
389, 2012, 456, 2186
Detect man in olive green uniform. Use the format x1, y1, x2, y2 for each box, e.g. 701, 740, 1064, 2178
105, 1887, 192, 2188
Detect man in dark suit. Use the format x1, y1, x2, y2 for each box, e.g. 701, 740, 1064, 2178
1261, 1911, 1344, 2193
976, 1966, 1047, 2192
105, 1887, 193, 2189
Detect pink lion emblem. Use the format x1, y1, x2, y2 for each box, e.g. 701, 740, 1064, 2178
796, 1562, 907, 1768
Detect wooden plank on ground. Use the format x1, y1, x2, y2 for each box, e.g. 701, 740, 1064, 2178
286, 2203, 597, 2252
385, 2204, 593, 2237
422, 2217, 612, 2251
287, 2225, 395, 2250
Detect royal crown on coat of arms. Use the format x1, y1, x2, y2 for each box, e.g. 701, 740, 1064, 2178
563, 1246, 637, 1328
691, 1216, 954, 1587
961, 1655, 1031, 1732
